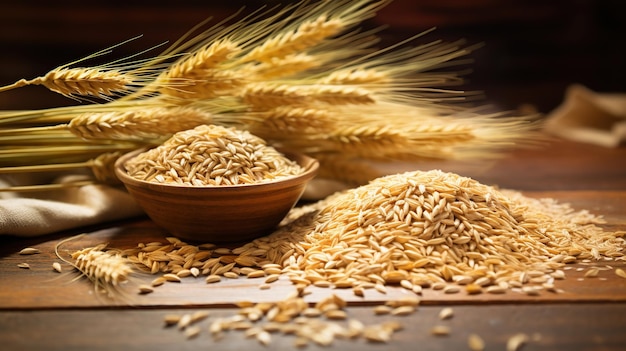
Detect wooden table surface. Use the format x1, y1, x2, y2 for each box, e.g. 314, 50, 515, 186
1, 136, 625, 351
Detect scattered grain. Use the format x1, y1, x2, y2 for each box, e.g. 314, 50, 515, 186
430, 325, 451, 336
468, 333, 485, 351
438, 307, 454, 320
19, 247, 40, 255
507, 333, 528, 351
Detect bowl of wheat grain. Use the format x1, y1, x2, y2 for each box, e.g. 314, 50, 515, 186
114, 124, 318, 243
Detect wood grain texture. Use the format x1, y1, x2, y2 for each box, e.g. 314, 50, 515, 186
1, 304, 625, 351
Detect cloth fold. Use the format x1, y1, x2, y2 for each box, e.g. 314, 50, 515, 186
0, 174, 143, 237
544, 84, 626, 147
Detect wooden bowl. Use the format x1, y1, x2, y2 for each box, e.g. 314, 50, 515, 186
114, 148, 319, 244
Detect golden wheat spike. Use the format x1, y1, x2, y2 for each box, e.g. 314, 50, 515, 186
246, 53, 320, 80
247, 106, 337, 135
317, 68, 389, 86
241, 83, 375, 110
25, 67, 135, 99
67, 106, 214, 141
167, 38, 240, 77
240, 14, 343, 63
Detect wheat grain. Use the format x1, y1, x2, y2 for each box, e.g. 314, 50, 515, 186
19, 247, 40, 255
468, 333, 485, 351
124, 124, 302, 185
17, 263, 30, 269
219, 169, 624, 298
52, 262, 62, 273
506, 333, 528, 351
430, 325, 451, 336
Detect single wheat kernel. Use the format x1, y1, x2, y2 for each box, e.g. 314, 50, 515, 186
257, 331, 272, 346
190, 311, 210, 323
247, 270, 266, 278
205, 275, 221, 283
363, 326, 392, 343
163, 273, 181, 282
185, 326, 201, 339
584, 268, 599, 278
19, 248, 40, 255
439, 307, 454, 320
177, 314, 192, 330
486, 285, 507, 294
468, 333, 485, 351
190, 267, 200, 277
325, 309, 347, 320
151, 277, 166, 287
176, 269, 192, 278
373, 305, 392, 315
138, 285, 154, 294
616, 268, 626, 279
163, 314, 181, 326
17, 263, 30, 269
313, 280, 332, 288
223, 272, 240, 279
303, 308, 322, 318
430, 325, 451, 336
506, 333, 528, 351
259, 283, 272, 290
465, 284, 483, 294
52, 262, 62, 273
390, 306, 415, 316
264, 274, 280, 283
443, 285, 461, 294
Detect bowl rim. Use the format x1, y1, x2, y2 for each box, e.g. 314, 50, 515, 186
114, 147, 319, 191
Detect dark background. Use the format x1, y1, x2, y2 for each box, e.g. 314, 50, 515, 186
1, 0, 625, 114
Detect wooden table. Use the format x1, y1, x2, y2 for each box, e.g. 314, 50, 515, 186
1, 137, 625, 351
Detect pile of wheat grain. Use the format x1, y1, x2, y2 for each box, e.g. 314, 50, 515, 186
239, 169, 624, 295
123, 124, 303, 186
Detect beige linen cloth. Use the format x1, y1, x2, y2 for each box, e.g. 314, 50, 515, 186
2, 83, 623, 237
0, 173, 143, 237
544, 84, 626, 147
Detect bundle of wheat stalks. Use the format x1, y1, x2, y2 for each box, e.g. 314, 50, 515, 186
0, 0, 538, 192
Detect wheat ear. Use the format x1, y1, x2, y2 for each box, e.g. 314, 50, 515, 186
240, 14, 343, 63
24, 67, 136, 99
246, 107, 337, 135
241, 83, 375, 110
67, 106, 213, 140
245, 53, 320, 80
157, 39, 246, 99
